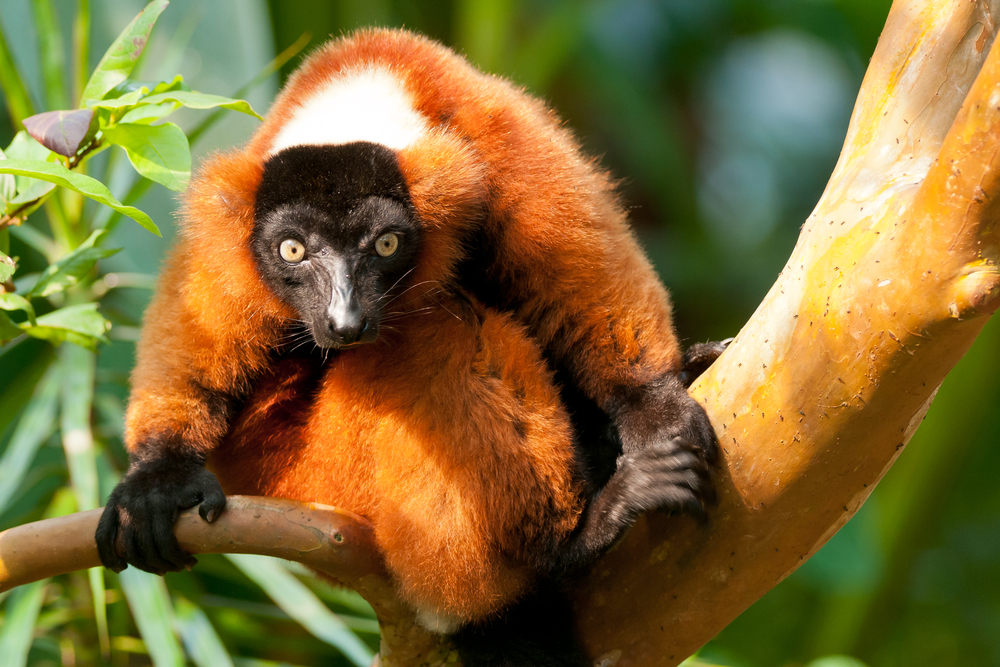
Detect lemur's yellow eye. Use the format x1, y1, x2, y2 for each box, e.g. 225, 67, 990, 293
375, 232, 399, 257
279, 239, 306, 263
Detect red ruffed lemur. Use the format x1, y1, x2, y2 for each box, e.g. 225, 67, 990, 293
96, 29, 722, 666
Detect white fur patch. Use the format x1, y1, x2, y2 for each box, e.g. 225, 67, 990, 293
414, 605, 464, 635
270, 67, 428, 154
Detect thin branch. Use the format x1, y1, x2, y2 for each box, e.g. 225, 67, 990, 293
0, 496, 450, 665
0, 496, 384, 592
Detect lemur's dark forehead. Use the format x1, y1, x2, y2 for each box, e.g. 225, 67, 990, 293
254, 142, 410, 219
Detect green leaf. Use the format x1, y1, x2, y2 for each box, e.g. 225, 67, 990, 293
4, 188, 52, 220
60, 343, 99, 510
230, 659, 311, 667
72, 0, 91, 106
4, 133, 57, 212
284, 562, 377, 617
226, 555, 374, 667
0, 580, 48, 667
454, 0, 515, 74
119, 568, 186, 667
58, 344, 107, 647
0, 293, 37, 325
677, 659, 721, 667
43, 485, 78, 518
102, 122, 191, 192
0, 339, 55, 443
87, 77, 188, 124
9, 224, 58, 260
511, 2, 584, 93
150, 74, 189, 95
0, 24, 36, 127
0, 310, 22, 342
89, 564, 110, 658
141, 91, 263, 120
103, 74, 187, 101
119, 102, 181, 125
0, 147, 15, 203
25, 302, 112, 350
0, 249, 15, 282
31, 0, 69, 110
22, 108, 97, 158
27, 229, 119, 298
94, 392, 126, 440
4, 131, 55, 161
89, 88, 149, 110
80, 0, 169, 104
0, 173, 13, 203
805, 658, 870, 667
0, 159, 159, 235
173, 598, 235, 667
0, 363, 60, 515
99, 177, 153, 236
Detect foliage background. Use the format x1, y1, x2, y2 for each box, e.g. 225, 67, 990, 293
1, 0, 999, 666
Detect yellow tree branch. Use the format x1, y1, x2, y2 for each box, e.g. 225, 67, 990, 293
2, 1, 1000, 666
574, 0, 1000, 664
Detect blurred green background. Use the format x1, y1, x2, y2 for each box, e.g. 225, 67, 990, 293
2, 0, 999, 665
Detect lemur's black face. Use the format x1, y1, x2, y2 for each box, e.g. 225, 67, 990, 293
252, 142, 420, 349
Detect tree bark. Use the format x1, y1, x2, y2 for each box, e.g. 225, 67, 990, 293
0, 497, 384, 589
574, 1, 1000, 664
2, 1, 1000, 665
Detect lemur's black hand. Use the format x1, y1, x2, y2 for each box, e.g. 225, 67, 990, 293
614, 374, 718, 464
600, 434, 715, 523
555, 434, 715, 573
96, 452, 226, 575
607, 373, 720, 525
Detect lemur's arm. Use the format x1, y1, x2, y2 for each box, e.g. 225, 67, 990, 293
402, 55, 720, 464
97, 154, 285, 574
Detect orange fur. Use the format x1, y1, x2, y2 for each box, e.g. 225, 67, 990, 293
212, 299, 580, 621
126, 29, 685, 624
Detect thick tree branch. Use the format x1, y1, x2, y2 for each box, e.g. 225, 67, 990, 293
573, 1, 1000, 664
2, 1, 1000, 665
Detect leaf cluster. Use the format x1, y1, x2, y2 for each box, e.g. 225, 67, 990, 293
0, 3, 376, 666
0, 0, 258, 351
